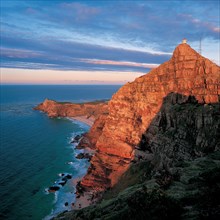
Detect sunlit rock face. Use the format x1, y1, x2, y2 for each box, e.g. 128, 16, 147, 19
81, 43, 220, 191
35, 99, 108, 119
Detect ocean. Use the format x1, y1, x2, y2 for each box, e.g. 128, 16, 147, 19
0, 85, 121, 220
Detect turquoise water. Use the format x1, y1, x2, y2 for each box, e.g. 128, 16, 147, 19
0, 85, 121, 220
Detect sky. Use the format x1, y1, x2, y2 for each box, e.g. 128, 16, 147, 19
0, 0, 219, 85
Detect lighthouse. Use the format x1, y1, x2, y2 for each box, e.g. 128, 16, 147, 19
182, 38, 187, 44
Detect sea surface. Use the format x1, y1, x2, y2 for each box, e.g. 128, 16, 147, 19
0, 85, 121, 220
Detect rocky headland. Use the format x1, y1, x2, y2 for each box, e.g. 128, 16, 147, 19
36, 42, 220, 219
35, 99, 108, 120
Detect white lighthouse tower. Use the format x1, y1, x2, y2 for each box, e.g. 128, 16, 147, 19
182, 38, 187, 44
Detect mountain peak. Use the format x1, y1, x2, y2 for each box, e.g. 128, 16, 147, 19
172, 42, 200, 61
78, 41, 220, 194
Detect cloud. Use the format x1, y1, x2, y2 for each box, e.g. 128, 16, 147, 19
0, 35, 170, 72
80, 59, 159, 69
1, 61, 60, 70
3, 1, 219, 52
212, 27, 220, 33
1, 48, 43, 58
1, 0, 219, 75
178, 13, 220, 35
60, 2, 100, 21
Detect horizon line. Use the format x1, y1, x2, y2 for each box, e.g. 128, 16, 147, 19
0, 83, 124, 86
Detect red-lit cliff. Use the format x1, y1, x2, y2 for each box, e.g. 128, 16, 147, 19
35, 99, 108, 120
80, 42, 220, 191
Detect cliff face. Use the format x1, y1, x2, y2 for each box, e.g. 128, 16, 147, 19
138, 93, 220, 171
35, 99, 108, 120
54, 94, 220, 220
81, 43, 220, 190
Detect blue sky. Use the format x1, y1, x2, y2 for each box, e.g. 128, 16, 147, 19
0, 0, 219, 84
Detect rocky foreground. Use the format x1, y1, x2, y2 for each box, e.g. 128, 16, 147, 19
37, 42, 220, 219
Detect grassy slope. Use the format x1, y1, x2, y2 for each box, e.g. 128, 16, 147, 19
54, 152, 220, 220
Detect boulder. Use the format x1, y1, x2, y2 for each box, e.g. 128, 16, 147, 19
48, 186, 60, 192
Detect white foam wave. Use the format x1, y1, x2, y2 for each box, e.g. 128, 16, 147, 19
43, 118, 90, 220
54, 191, 58, 204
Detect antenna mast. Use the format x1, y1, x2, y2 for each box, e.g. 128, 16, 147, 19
199, 37, 202, 54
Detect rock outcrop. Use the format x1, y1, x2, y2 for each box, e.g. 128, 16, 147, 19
80, 43, 220, 192
35, 99, 108, 120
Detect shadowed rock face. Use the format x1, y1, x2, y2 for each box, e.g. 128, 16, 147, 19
138, 93, 220, 172
80, 43, 220, 191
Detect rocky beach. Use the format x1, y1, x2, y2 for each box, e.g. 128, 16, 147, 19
70, 116, 94, 127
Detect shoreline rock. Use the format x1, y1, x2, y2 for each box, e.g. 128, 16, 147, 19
48, 186, 60, 192
47, 173, 72, 193
76, 153, 92, 160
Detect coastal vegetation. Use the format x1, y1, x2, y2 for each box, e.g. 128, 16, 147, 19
54, 152, 220, 219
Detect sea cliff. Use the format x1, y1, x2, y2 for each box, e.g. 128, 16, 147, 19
36, 42, 220, 219
78, 43, 220, 192
54, 94, 220, 220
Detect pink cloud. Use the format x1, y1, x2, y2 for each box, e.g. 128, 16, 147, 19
1, 48, 42, 58
80, 58, 159, 69
179, 14, 220, 33
212, 27, 220, 33
61, 2, 100, 21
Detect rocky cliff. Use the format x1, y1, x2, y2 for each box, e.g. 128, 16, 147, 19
54, 92, 220, 220
35, 42, 220, 220
138, 92, 220, 171
79, 43, 220, 192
